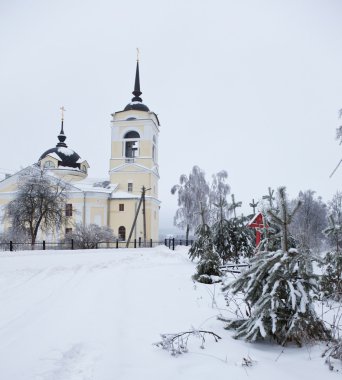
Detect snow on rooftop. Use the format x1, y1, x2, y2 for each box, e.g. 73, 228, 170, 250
72, 178, 118, 193
57, 147, 76, 156
111, 190, 140, 199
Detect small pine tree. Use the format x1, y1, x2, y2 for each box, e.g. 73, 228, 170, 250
223, 187, 330, 346
194, 249, 222, 284
189, 203, 212, 261
211, 198, 231, 263
212, 198, 254, 264
320, 215, 342, 301
267, 187, 301, 252
223, 249, 331, 345
226, 216, 254, 262
189, 204, 221, 283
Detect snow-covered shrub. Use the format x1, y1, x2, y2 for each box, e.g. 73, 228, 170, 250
64, 223, 115, 249
223, 249, 331, 346
193, 249, 222, 284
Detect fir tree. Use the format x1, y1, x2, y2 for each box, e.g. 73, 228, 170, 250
223, 249, 331, 346
212, 200, 254, 264
212, 198, 231, 263
189, 204, 221, 283
267, 187, 301, 252
188, 206, 212, 261
223, 187, 330, 346
320, 215, 342, 301
226, 216, 255, 262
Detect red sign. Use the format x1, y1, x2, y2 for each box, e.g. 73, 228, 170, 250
248, 213, 268, 246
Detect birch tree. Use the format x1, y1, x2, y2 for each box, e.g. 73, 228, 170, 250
5, 168, 69, 246
171, 166, 209, 240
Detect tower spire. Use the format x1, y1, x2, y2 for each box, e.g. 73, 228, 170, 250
131, 51, 142, 102
57, 106, 67, 147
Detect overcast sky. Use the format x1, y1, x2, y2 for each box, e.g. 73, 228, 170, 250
1, 0, 342, 231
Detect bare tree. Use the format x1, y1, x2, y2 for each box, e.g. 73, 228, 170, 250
208, 170, 230, 221
328, 191, 342, 225
4, 168, 69, 247
65, 223, 115, 249
290, 190, 327, 252
171, 166, 209, 241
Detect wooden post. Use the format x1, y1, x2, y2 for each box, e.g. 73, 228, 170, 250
10, 241, 13, 252
172, 238, 175, 251
71, 239, 74, 250
150, 238, 152, 248
43, 241, 46, 250
116, 239, 119, 249
134, 239, 136, 248
126, 191, 143, 248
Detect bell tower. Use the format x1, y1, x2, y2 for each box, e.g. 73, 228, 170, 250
108, 59, 160, 241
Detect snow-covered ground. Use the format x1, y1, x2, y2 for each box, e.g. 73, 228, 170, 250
0, 246, 339, 380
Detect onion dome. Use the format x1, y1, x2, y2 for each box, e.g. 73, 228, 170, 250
39, 117, 86, 172
123, 60, 150, 112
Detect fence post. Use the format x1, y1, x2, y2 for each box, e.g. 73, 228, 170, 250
150, 238, 152, 248
172, 238, 175, 251
71, 239, 74, 250
186, 239, 188, 246
10, 241, 13, 252
43, 240, 46, 250
139, 237, 141, 247
164, 238, 167, 246
116, 239, 119, 249
179, 239, 182, 246
168, 239, 171, 249
133, 239, 136, 248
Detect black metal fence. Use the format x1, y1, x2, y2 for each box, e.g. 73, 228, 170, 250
0, 238, 194, 252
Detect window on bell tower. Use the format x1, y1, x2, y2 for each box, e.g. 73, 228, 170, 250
124, 131, 140, 161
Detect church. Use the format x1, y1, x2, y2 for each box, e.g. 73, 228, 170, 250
0, 60, 161, 242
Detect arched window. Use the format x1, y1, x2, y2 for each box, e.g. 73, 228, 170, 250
124, 131, 140, 139
44, 160, 55, 169
124, 131, 140, 160
118, 226, 126, 241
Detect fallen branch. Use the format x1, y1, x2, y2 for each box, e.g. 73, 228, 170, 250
154, 330, 221, 357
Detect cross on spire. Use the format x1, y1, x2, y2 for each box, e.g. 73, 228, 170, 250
57, 106, 67, 147
60, 106, 66, 121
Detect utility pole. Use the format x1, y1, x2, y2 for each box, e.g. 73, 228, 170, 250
126, 186, 150, 248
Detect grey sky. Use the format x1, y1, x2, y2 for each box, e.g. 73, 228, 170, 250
1, 0, 342, 230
